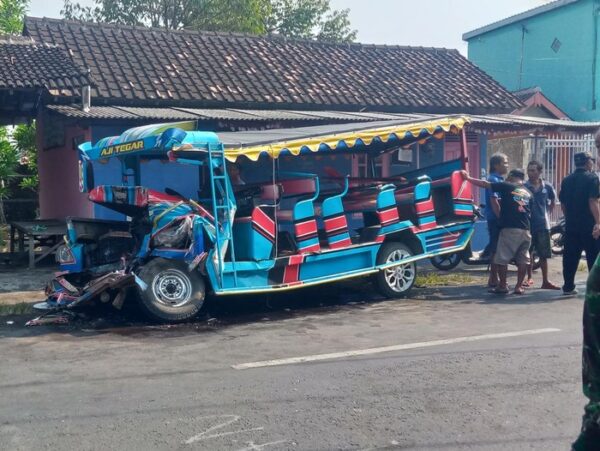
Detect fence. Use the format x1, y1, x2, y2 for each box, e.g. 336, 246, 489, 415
541, 133, 597, 224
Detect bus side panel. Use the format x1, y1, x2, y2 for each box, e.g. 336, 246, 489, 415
298, 245, 380, 281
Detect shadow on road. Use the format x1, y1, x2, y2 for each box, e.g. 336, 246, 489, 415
0, 279, 392, 339
0, 267, 580, 339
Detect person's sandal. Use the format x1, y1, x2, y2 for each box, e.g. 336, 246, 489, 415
541, 282, 561, 290
489, 286, 509, 294
513, 287, 525, 295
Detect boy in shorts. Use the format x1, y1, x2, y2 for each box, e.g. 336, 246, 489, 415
524, 160, 559, 289
460, 169, 532, 294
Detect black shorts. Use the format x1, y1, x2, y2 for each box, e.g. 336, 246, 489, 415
487, 221, 500, 254
530, 229, 552, 259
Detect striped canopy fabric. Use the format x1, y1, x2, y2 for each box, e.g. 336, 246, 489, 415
218, 116, 469, 162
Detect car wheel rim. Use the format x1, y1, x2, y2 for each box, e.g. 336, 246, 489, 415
384, 248, 415, 293
152, 269, 193, 308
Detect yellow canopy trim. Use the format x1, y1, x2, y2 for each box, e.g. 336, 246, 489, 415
224, 116, 469, 162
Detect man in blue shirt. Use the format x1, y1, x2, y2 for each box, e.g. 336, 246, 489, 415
524, 160, 559, 289
484, 153, 508, 288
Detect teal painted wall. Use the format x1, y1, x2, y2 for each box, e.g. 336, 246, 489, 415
467, 0, 600, 120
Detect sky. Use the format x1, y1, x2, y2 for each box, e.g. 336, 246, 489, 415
28, 0, 553, 55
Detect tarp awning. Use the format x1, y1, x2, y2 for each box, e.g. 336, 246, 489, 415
217, 116, 469, 162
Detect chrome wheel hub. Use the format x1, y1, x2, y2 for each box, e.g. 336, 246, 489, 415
152, 269, 192, 307
384, 249, 415, 293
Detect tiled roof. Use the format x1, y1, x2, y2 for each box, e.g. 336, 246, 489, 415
0, 35, 90, 90
24, 16, 521, 114
512, 86, 543, 101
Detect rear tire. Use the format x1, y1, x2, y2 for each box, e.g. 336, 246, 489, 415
375, 242, 416, 298
137, 258, 205, 323
430, 252, 461, 271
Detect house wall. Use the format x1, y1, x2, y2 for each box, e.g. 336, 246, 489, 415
467, 0, 599, 121
37, 113, 92, 219
487, 136, 528, 171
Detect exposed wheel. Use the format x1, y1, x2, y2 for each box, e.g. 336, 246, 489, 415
430, 252, 461, 271
550, 232, 564, 255
375, 242, 416, 298
137, 258, 205, 322
531, 249, 542, 271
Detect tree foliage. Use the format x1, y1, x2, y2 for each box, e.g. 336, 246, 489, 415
61, 0, 356, 42
265, 0, 355, 42
0, 1, 36, 224
0, 128, 18, 224
0, 0, 28, 35
12, 124, 38, 192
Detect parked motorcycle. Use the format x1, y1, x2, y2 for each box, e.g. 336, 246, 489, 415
430, 241, 541, 271
430, 206, 541, 271
550, 217, 565, 255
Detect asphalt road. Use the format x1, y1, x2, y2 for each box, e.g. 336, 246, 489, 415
0, 265, 589, 450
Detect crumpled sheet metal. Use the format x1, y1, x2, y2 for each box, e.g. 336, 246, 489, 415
45, 271, 136, 309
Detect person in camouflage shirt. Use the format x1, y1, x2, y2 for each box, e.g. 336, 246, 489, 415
573, 252, 600, 449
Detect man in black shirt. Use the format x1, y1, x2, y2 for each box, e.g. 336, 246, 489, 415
461, 169, 531, 294
559, 151, 600, 295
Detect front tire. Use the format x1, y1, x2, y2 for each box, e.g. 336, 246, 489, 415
137, 258, 205, 322
375, 242, 417, 298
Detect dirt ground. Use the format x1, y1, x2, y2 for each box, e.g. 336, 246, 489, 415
0, 264, 54, 305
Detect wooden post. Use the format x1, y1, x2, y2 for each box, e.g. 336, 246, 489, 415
28, 234, 35, 269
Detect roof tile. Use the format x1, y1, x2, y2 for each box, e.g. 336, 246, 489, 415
0, 35, 90, 90
24, 17, 520, 113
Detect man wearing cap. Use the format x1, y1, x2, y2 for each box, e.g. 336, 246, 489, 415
559, 151, 600, 295
572, 144, 600, 448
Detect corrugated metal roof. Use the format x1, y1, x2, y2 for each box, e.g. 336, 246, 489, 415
115, 106, 199, 120
45, 105, 600, 132
173, 108, 268, 122
469, 114, 600, 130
463, 0, 579, 40
226, 109, 319, 121
46, 105, 138, 119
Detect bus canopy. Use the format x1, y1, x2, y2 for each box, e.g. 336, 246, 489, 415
79, 115, 470, 163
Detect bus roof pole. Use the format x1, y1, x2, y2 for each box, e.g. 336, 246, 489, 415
460, 127, 469, 173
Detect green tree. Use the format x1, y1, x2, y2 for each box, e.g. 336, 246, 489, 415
12, 123, 38, 192
0, 128, 18, 224
265, 0, 356, 42
61, 0, 356, 42
0, 0, 35, 227
0, 0, 28, 35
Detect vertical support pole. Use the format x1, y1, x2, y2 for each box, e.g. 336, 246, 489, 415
460, 127, 469, 173
28, 234, 35, 269
479, 133, 488, 206
10, 224, 15, 254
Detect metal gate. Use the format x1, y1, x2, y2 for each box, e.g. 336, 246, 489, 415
541, 132, 597, 223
